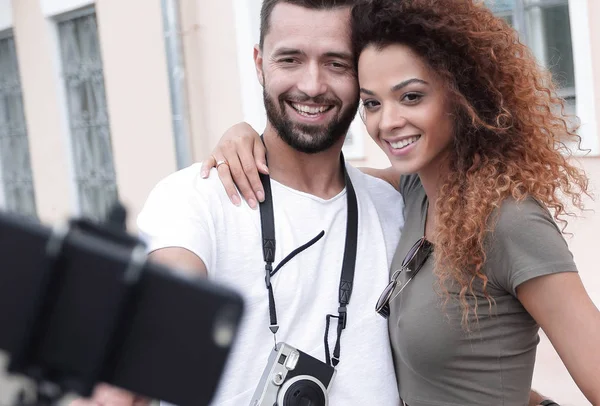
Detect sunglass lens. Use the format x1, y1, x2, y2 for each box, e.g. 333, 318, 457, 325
378, 302, 390, 319
376, 281, 396, 318
402, 238, 424, 268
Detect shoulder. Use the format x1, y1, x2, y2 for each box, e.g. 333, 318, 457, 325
136, 164, 228, 272
485, 196, 576, 295
137, 163, 231, 227
143, 163, 228, 205
149, 163, 220, 193
492, 197, 561, 237
346, 164, 404, 225
347, 164, 403, 203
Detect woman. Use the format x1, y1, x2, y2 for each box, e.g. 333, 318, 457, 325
202, 0, 600, 404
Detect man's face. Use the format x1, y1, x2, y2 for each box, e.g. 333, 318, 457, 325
255, 3, 359, 154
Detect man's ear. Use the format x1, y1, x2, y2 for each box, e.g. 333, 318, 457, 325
254, 45, 264, 87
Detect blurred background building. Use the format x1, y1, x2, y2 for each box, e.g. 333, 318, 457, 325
0, 0, 598, 404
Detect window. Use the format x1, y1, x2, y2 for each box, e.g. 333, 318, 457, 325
58, 11, 118, 221
0, 34, 37, 217
486, 0, 576, 115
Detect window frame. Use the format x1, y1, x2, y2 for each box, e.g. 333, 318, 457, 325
488, 0, 598, 155
53, 7, 119, 221
0, 30, 38, 217
0, 28, 10, 211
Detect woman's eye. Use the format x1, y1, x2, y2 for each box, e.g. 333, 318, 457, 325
362, 100, 380, 110
402, 93, 423, 103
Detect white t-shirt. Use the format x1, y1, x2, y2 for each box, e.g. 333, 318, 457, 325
137, 163, 404, 406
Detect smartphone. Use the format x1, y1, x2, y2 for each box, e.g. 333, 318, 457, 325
0, 211, 244, 406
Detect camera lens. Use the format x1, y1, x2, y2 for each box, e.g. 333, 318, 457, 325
281, 379, 326, 406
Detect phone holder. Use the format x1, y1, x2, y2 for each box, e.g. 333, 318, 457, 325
8, 202, 145, 406
1, 200, 244, 406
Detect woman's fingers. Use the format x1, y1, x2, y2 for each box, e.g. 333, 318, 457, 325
198, 122, 269, 208
200, 154, 216, 179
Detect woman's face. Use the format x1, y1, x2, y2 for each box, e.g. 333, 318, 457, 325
358, 44, 454, 176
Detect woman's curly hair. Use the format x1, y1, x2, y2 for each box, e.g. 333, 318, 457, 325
352, 0, 590, 327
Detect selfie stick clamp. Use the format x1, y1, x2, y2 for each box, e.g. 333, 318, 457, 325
8, 202, 145, 406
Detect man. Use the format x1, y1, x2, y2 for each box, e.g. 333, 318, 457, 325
75, 1, 402, 405
141, 1, 401, 404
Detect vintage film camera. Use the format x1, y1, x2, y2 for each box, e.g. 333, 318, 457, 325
250, 343, 336, 406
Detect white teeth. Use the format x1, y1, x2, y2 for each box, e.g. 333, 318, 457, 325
390, 136, 420, 149
291, 103, 329, 114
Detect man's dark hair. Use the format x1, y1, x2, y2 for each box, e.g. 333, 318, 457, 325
259, 0, 356, 48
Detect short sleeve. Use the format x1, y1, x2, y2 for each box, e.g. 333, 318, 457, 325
486, 198, 577, 297
136, 167, 216, 272
399, 174, 421, 197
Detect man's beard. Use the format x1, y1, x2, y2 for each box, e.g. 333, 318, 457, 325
263, 89, 358, 154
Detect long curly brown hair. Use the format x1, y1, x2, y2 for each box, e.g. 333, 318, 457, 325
352, 0, 590, 326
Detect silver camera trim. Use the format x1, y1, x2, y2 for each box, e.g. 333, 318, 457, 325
249, 343, 335, 406
276, 375, 329, 406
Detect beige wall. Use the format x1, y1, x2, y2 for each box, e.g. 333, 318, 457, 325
574, 0, 600, 307
95, 0, 178, 231
590, 0, 600, 143
179, 0, 245, 162
570, 158, 600, 305
582, 0, 600, 283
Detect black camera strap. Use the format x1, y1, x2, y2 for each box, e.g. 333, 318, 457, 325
259, 154, 358, 368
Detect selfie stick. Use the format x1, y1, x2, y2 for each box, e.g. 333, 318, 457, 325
8, 202, 140, 406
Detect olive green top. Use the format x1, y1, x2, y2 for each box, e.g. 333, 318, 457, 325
390, 174, 577, 406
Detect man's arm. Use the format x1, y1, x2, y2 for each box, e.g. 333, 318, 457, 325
70, 248, 207, 406
148, 247, 208, 278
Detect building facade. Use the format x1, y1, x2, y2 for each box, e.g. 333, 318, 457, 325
0, 0, 599, 404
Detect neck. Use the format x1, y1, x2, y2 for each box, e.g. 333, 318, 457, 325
262, 125, 346, 199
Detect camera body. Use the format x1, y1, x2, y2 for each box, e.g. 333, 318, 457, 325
250, 342, 335, 406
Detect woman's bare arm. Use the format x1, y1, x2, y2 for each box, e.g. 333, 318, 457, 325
518, 272, 600, 405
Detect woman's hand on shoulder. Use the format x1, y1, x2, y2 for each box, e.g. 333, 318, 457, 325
200, 122, 268, 209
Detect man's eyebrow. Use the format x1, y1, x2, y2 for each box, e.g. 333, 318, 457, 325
272, 48, 306, 57
272, 48, 353, 61
323, 51, 353, 61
